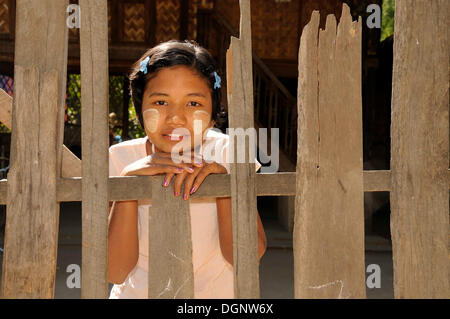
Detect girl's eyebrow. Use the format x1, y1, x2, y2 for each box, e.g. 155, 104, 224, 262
148, 92, 207, 98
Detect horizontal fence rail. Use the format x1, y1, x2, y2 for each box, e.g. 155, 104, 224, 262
1, 170, 450, 204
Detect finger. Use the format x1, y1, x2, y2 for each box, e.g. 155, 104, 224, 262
152, 155, 195, 173
183, 166, 204, 200
188, 166, 213, 196
152, 164, 185, 175
163, 172, 175, 187
173, 170, 188, 197
172, 152, 204, 168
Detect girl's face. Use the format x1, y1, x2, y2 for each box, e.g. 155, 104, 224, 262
141, 65, 215, 154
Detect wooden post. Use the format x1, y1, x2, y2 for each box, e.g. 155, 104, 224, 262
390, 0, 449, 298
226, 0, 260, 298
294, 5, 366, 298
148, 176, 194, 299
1, 0, 68, 298
79, 0, 110, 298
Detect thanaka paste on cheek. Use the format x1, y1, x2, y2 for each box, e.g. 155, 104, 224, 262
193, 110, 211, 131
143, 108, 160, 133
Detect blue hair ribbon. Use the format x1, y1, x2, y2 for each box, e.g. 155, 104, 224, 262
213, 71, 221, 89
140, 56, 150, 75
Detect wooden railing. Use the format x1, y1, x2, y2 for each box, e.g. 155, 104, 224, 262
0, 0, 448, 300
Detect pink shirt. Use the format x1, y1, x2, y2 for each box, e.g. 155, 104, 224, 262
108, 128, 261, 298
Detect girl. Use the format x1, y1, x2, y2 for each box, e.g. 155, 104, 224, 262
108, 40, 267, 299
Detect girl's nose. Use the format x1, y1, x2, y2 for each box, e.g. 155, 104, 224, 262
166, 107, 186, 126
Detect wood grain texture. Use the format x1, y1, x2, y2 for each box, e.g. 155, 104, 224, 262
1, 0, 68, 298
390, 0, 449, 298
148, 176, 194, 299
226, 0, 259, 299
294, 5, 366, 298
2, 170, 449, 204
0, 88, 81, 178
79, 0, 109, 299
2, 67, 59, 298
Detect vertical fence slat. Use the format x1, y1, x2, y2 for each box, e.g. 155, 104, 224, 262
80, 0, 109, 299
1, 0, 68, 298
226, 0, 259, 299
148, 176, 194, 299
390, 0, 449, 298
294, 4, 365, 298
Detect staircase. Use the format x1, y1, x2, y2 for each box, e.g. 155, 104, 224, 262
197, 9, 297, 171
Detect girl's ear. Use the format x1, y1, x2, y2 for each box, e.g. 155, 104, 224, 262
208, 119, 215, 129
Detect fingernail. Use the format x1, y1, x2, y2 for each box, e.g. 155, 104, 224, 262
177, 168, 183, 172
187, 167, 194, 172
174, 191, 179, 196
163, 180, 168, 187
183, 193, 187, 200
189, 185, 196, 194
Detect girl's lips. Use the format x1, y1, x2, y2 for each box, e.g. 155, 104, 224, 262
162, 134, 186, 141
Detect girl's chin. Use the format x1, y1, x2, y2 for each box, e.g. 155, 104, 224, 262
155, 141, 197, 153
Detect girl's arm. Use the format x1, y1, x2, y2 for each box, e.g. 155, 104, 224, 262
108, 198, 139, 284
216, 197, 267, 266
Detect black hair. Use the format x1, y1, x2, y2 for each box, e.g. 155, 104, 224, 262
129, 40, 227, 132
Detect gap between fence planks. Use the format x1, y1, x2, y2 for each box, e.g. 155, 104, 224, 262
390, 0, 449, 298
1, 0, 68, 299
0, 88, 82, 177
294, 5, 366, 298
79, 0, 109, 299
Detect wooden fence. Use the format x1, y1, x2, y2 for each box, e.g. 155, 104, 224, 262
0, 0, 448, 299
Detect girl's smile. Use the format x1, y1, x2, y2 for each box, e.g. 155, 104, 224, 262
141, 65, 215, 154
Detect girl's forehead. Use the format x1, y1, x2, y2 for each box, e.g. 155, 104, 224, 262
145, 65, 209, 90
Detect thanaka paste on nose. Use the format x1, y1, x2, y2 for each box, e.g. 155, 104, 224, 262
143, 108, 160, 133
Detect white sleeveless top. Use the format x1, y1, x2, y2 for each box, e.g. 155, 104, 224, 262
108, 128, 261, 298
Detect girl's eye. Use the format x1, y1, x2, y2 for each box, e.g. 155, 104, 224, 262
188, 101, 201, 107
154, 100, 168, 106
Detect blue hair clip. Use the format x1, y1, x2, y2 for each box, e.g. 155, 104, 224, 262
140, 56, 150, 75
213, 71, 221, 89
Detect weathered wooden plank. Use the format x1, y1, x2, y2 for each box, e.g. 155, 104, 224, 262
1, 0, 68, 298
295, 5, 365, 298
2, 170, 449, 204
79, 0, 109, 299
390, 0, 449, 298
226, 0, 259, 299
0, 88, 81, 177
2, 67, 59, 298
148, 176, 194, 298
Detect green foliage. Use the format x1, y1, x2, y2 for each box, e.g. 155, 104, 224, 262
127, 99, 146, 139
0, 122, 10, 133
66, 74, 82, 125
65, 74, 145, 141
381, 0, 395, 41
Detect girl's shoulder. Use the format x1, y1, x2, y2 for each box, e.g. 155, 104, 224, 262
109, 136, 148, 154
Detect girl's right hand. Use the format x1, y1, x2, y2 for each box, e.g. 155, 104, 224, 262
120, 152, 197, 177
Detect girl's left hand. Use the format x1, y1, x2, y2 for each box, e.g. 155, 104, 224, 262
163, 158, 227, 200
